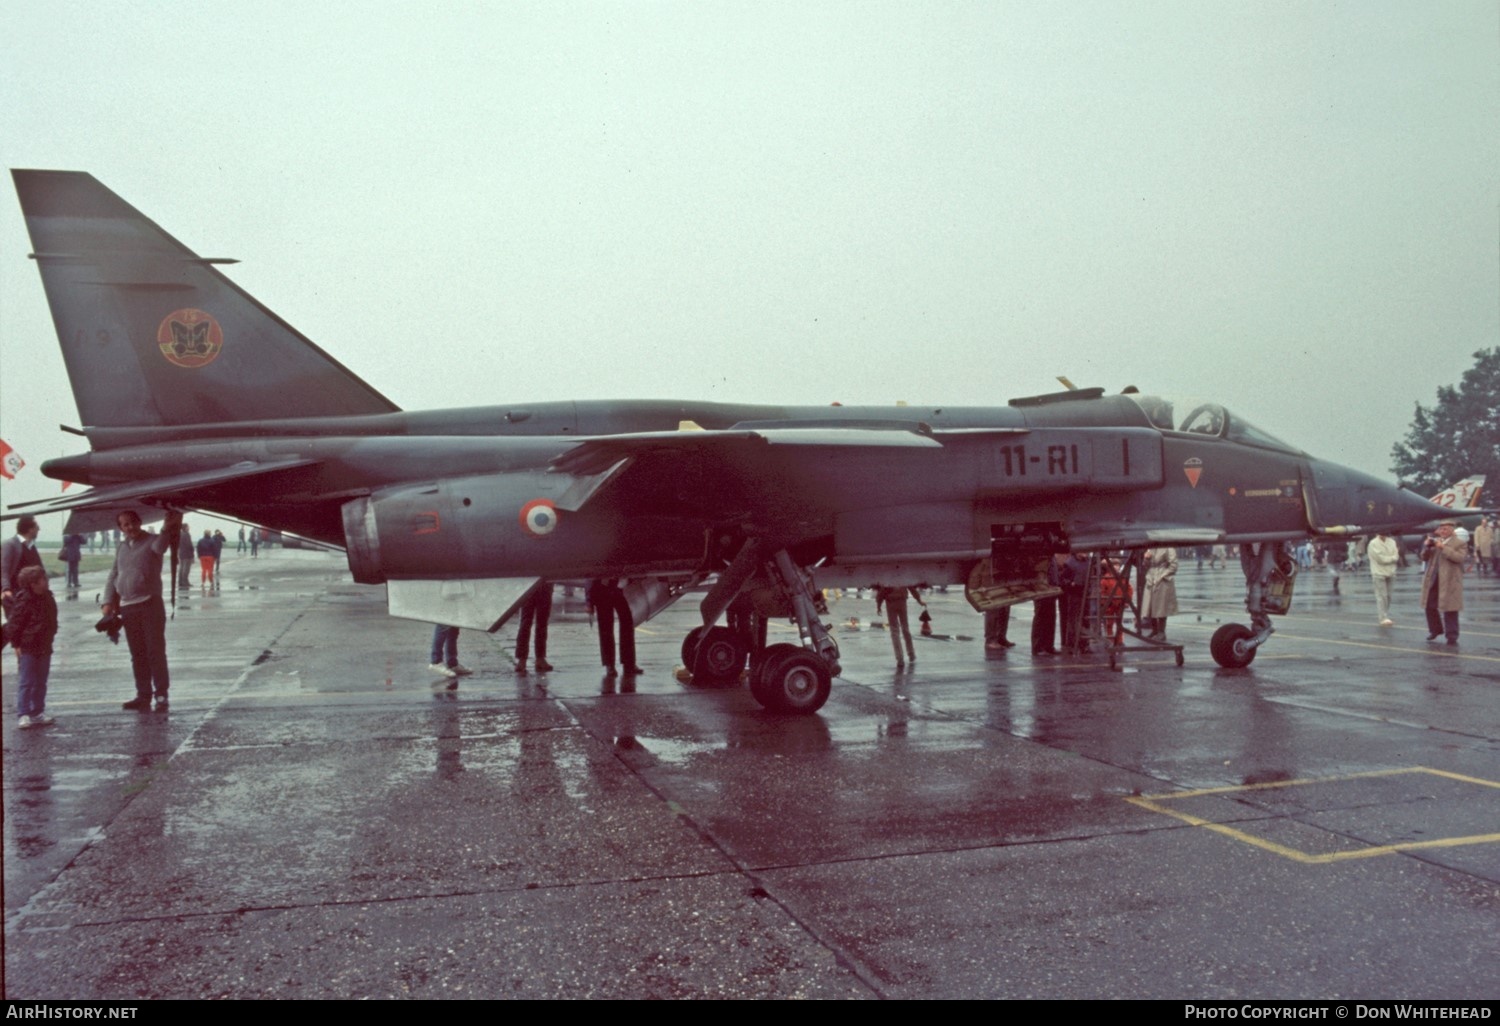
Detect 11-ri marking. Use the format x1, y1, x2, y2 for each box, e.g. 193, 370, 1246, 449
999, 443, 1080, 477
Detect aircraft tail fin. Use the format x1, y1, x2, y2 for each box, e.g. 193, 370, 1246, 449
1428, 475, 1485, 511
12, 170, 398, 431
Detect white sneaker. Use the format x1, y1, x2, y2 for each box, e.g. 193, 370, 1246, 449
451, 664, 474, 676
1380, 619, 1394, 627
18, 715, 34, 729
30, 713, 54, 727
428, 663, 458, 679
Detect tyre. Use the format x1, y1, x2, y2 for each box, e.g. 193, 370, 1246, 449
1210, 623, 1256, 668
752, 649, 831, 714
749, 643, 801, 705
681, 626, 708, 668
694, 626, 747, 683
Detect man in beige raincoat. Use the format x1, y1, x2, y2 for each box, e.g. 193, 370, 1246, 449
1420, 520, 1465, 645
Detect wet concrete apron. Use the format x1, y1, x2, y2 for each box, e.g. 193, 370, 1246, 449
4, 553, 1497, 997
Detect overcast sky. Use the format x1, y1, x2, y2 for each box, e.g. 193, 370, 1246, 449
1, 1, 1496, 528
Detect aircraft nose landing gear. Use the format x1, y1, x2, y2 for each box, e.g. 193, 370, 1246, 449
1211, 542, 1297, 669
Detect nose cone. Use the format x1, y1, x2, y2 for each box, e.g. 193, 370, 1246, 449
1307, 460, 1450, 533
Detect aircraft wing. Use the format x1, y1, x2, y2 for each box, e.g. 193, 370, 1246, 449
64, 505, 163, 536
550, 426, 943, 476
2, 458, 320, 520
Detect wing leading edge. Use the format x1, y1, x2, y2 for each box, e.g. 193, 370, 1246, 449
2, 458, 320, 520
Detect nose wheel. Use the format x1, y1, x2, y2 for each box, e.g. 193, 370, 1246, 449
1210, 623, 1257, 668
1211, 542, 1293, 668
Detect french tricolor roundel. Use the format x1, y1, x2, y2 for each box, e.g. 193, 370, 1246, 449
520, 498, 559, 537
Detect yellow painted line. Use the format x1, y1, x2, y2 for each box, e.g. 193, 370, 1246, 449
1172, 620, 1500, 663
1182, 607, 1500, 639
1137, 765, 1434, 801
1268, 633, 1500, 664
1125, 796, 1344, 861
1416, 766, 1500, 790
1129, 766, 1500, 863
1125, 796, 1500, 863
1175, 606, 1499, 635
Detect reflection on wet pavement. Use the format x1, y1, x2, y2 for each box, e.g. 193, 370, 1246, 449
4, 551, 1497, 997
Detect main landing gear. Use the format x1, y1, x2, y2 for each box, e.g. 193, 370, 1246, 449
681, 547, 840, 715
1211, 541, 1297, 668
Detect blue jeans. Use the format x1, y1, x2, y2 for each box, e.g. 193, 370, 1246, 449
17, 650, 50, 717
430, 625, 459, 667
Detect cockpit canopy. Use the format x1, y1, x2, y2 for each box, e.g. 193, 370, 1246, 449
1126, 395, 1305, 455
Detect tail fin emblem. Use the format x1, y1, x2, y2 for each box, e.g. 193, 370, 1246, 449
157, 309, 223, 368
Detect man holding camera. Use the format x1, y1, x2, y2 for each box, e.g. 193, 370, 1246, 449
1420, 519, 1465, 645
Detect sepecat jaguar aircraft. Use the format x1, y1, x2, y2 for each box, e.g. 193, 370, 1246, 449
5, 170, 1458, 713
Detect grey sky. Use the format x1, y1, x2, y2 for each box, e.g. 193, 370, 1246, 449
2, 1, 1496, 523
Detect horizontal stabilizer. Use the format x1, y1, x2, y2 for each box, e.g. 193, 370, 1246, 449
2, 458, 319, 520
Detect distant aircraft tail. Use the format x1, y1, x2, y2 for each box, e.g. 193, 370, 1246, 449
1428, 476, 1484, 511
11, 170, 398, 432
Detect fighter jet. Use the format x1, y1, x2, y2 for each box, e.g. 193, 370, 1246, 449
5, 170, 1456, 712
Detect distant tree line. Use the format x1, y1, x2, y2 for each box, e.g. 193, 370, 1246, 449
1390, 347, 1500, 497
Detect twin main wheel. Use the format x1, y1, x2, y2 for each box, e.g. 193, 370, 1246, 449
683, 625, 747, 684
748, 643, 832, 714
682, 631, 833, 714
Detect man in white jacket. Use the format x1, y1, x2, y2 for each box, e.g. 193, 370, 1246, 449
1366, 531, 1400, 627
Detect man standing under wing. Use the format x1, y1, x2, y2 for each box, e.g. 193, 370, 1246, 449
103, 508, 182, 712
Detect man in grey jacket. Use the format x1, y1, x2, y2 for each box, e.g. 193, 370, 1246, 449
103, 508, 182, 712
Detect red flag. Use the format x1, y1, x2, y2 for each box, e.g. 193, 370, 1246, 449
0, 439, 23, 480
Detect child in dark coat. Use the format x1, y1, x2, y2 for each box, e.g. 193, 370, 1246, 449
9, 565, 58, 728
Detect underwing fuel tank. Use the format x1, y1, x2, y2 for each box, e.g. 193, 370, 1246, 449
341, 472, 599, 584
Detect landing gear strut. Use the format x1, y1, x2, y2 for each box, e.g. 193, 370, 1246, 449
746, 551, 839, 713
1211, 542, 1296, 668
681, 546, 840, 714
